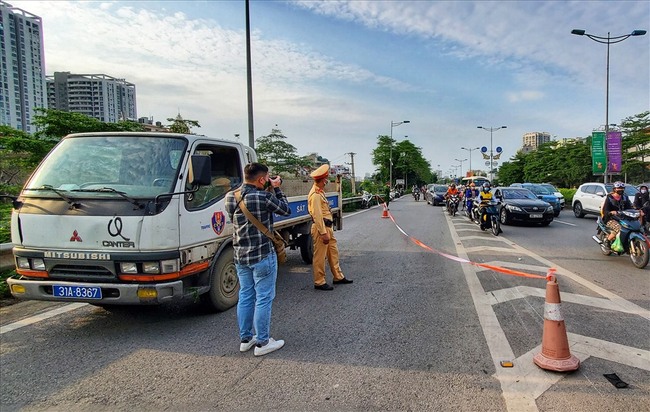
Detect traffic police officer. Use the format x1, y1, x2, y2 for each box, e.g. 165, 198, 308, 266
308, 164, 353, 291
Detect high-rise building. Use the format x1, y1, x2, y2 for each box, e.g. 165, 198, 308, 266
521, 132, 551, 153
46, 72, 137, 122
0, 1, 47, 133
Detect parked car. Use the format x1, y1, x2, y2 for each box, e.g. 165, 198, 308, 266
572, 182, 640, 218
510, 183, 561, 217
540, 183, 565, 209
425, 184, 447, 206
493, 187, 554, 226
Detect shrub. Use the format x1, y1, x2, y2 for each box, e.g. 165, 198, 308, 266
560, 188, 577, 204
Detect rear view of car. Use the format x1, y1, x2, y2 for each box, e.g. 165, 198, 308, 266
541, 183, 565, 209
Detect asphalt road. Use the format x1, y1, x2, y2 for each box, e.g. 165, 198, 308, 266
1, 198, 648, 412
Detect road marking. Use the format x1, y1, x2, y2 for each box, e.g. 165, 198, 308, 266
0, 303, 87, 335
552, 219, 576, 226
444, 211, 650, 412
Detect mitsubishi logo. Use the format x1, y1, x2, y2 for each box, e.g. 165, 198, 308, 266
70, 230, 82, 242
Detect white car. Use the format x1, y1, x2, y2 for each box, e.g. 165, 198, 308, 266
572, 182, 639, 218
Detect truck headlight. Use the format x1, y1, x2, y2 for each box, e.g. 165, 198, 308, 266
119, 262, 138, 273
32, 258, 45, 271
16, 257, 31, 269
143, 262, 160, 274
161, 259, 179, 274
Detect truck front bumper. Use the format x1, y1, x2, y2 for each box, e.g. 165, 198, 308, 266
7, 277, 185, 305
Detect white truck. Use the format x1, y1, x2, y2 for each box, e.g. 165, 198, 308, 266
6, 132, 342, 311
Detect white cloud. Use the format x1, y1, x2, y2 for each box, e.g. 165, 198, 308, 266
507, 91, 544, 103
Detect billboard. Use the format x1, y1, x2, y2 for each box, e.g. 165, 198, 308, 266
591, 131, 606, 175
606, 131, 622, 173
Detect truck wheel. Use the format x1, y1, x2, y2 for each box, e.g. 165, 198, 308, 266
300, 233, 313, 264
201, 247, 239, 312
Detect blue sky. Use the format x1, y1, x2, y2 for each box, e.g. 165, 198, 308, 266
12, 0, 650, 179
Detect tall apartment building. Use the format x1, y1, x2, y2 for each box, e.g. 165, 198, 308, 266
521, 132, 551, 153
46, 72, 137, 123
0, 1, 47, 133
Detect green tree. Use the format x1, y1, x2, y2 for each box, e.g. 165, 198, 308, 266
33, 108, 144, 140
255, 127, 309, 175
371, 135, 432, 187
370, 135, 394, 185
620, 111, 649, 183
0, 125, 57, 185
166, 113, 200, 134
497, 151, 526, 186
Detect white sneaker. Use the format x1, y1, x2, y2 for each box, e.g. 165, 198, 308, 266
254, 338, 285, 356
239, 336, 257, 352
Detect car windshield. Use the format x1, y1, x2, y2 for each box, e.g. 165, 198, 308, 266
541, 184, 558, 192
435, 186, 447, 193
502, 189, 537, 200
24, 135, 187, 198
604, 184, 639, 197
526, 185, 553, 195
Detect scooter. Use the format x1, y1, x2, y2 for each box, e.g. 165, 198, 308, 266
361, 192, 373, 209
592, 209, 649, 269
447, 194, 460, 216
473, 199, 501, 236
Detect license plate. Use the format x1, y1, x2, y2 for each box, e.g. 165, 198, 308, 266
530, 214, 543, 219
53, 285, 102, 300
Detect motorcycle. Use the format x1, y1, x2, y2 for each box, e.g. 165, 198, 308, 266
361, 192, 373, 209
413, 190, 420, 201
472, 199, 501, 237
592, 209, 649, 269
447, 194, 460, 216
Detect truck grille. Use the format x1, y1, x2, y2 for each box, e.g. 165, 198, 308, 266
49, 264, 117, 282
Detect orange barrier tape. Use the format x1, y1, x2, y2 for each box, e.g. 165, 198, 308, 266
382, 202, 547, 280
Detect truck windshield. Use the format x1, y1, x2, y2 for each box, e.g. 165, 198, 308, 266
25, 135, 187, 198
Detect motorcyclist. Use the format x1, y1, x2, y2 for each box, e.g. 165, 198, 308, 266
633, 184, 650, 234
464, 183, 478, 216
477, 182, 493, 229
601, 181, 635, 248
412, 185, 420, 200
444, 183, 459, 211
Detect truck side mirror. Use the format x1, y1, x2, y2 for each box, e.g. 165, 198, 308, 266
189, 155, 212, 186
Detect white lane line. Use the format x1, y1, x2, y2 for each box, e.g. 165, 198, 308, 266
552, 219, 576, 226
444, 213, 537, 412
0, 303, 87, 335
445, 211, 650, 412
488, 286, 643, 316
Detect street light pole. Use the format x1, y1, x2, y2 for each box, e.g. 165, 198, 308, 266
455, 158, 468, 177
571, 28, 646, 184
477, 126, 507, 182
389, 120, 410, 188
461, 146, 480, 176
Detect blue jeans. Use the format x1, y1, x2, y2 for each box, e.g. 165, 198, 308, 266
235, 252, 277, 346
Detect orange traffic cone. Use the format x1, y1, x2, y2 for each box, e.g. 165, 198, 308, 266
381, 204, 389, 218
533, 269, 580, 372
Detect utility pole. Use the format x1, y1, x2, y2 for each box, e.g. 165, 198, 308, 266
346, 152, 357, 194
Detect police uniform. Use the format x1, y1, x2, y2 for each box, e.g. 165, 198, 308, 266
308, 164, 352, 289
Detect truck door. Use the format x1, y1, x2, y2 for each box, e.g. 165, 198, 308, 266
178, 141, 244, 249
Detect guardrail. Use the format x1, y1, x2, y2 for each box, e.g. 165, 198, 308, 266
1, 242, 13, 271
0, 197, 377, 272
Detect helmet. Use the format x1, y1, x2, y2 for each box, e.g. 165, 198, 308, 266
482, 182, 491, 193
613, 181, 625, 189
450, 183, 456, 188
